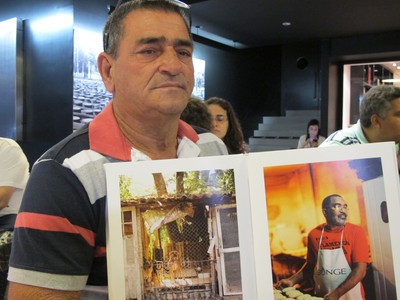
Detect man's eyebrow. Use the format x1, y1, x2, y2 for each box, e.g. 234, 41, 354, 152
174, 38, 193, 49
136, 36, 193, 49
137, 36, 166, 45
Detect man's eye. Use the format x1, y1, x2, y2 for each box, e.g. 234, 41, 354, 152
177, 50, 192, 59
140, 49, 157, 55
136, 49, 160, 61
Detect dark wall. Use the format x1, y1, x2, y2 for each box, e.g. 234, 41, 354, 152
73, 0, 114, 32
0, 0, 74, 167
281, 41, 321, 112
193, 37, 281, 141
330, 31, 400, 61
23, 14, 73, 141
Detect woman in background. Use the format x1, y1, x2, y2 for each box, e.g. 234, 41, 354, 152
297, 119, 325, 148
205, 97, 247, 154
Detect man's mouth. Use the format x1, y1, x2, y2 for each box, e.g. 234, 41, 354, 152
338, 213, 347, 219
157, 82, 184, 89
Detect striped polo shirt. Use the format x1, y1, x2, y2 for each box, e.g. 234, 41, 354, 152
8, 101, 227, 291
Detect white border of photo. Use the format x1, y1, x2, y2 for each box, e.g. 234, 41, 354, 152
105, 154, 256, 299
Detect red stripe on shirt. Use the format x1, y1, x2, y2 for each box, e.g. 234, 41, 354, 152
15, 212, 95, 247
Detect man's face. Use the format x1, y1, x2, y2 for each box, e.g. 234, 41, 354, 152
323, 196, 348, 227
109, 9, 194, 117
376, 98, 400, 143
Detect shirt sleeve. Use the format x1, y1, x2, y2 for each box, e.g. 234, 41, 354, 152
0, 141, 29, 188
297, 135, 306, 148
8, 159, 101, 291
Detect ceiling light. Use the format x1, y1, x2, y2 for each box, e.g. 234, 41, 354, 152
382, 79, 400, 83
282, 22, 291, 26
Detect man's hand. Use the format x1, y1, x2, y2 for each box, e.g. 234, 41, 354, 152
324, 290, 340, 300
0, 186, 16, 210
8, 282, 81, 299
275, 278, 294, 290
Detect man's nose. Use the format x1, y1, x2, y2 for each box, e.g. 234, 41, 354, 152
158, 48, 183, 75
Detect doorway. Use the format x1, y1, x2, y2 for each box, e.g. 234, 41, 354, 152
342, 61, 400, 129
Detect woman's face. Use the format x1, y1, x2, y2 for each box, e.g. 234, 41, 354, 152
207, 104, 229, 139
308, 125, 319, 139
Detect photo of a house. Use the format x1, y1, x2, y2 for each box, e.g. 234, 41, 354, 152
109, 167, 243, 300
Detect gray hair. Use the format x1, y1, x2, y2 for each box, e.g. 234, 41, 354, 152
360, 85, 400, 127
103, 0, 192, 58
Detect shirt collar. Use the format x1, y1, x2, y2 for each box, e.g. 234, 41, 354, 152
89, 101, 200, 161
355, 120, 369, 144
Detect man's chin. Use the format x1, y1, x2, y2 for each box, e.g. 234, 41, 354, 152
336, 219, 347, 226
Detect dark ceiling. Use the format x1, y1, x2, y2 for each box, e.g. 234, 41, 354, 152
186, 0, 400, 49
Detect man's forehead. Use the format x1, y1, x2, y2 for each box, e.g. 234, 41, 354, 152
330, 196, 345, 204
124, 9, 189, 35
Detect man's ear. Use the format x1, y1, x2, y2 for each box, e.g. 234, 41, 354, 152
370, 114, 381, 128
322, 208, 327, 218
97, 52, 115, 93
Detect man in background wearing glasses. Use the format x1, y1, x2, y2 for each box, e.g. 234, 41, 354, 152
276, 194, 370, 300
7, 1, 227, 298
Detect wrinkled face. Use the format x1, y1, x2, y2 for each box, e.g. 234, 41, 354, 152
208, 104, 229, 139
308, 125, 319, 139
108, 9, 194, 117
323, 196, 348, 227
376, 98, 400, 143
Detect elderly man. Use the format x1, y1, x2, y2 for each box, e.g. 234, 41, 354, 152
320, 85, 400, 168
277, 194, 370, 300
7, 1, 227, 298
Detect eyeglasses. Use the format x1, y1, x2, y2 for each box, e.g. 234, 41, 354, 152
211, 115, 228, 123
103, 0, 191, 52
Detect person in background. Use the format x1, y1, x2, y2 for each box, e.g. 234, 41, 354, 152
180, 96, 211, 130
297, 119, 325, 148
277, 194, 369, 300
205, 97, 248, 154
319, 85, 400, 169
0, 138, 29, 299
7, 1, 227, 298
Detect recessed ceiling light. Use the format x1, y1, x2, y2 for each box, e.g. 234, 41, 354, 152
282, 22, 291, 26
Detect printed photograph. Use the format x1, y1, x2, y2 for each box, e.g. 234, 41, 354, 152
264, 158, 396, 299
105, 155, 253, 300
